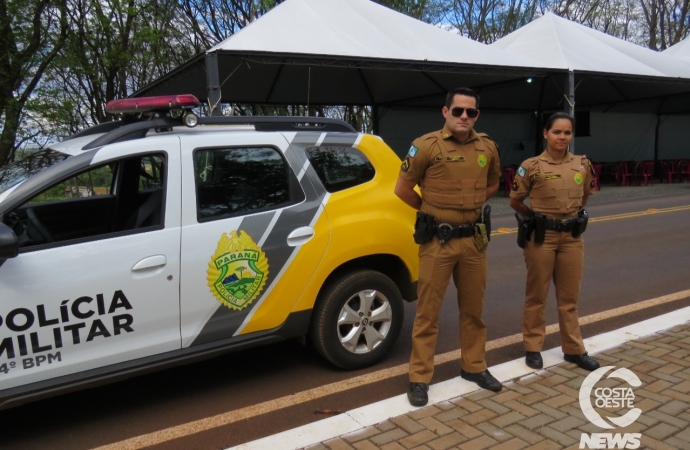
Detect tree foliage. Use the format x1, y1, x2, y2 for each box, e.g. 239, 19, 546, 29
0, 0, 68, 166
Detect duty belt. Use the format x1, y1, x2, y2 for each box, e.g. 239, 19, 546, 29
436, 222, 475, 243
544, 218, 576, 232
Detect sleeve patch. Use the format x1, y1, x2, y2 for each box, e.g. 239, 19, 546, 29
408, 145, 418, 158
401, 157, 410, 172
517, 166, 527, 177
512, 180, 519, 191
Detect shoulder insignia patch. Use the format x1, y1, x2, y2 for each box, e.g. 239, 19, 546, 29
517, 166, 527, 177
408, 145, 418, 158
401, 158, 410, 172
512, 180, 519, 191
207, 230, 269, 311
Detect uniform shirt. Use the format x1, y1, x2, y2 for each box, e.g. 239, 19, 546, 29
510, 150, 595, 219
399, 125, 501, 225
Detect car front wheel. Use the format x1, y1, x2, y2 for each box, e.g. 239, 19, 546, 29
310, 270, 403, 370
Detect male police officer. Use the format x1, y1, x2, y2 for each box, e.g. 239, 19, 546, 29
395, 87, 502, 407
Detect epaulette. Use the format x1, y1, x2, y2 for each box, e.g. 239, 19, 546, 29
476, 132, 499, 152
415, 131, 440, 143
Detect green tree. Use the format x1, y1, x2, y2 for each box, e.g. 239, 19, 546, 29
0, 0, 68, 166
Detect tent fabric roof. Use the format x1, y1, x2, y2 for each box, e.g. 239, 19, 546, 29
492, 13, 690, 79
208, 0, 552, 70
664, 37, 690, 62
135, 2, 690, 114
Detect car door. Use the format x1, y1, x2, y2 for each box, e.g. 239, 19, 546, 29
179, 132, 330, 347
0, 137, 182, 392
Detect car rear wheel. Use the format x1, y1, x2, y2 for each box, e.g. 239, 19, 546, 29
310, 270, 403, 369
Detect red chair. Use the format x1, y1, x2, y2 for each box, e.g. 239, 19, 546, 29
615, 162, 633, 186
591, 163, 602, 191
660, 160, 677, 183
679, 159, 690, 183
635, 161, 654, 186
599, 162, 615, 185
503, 167, 516, 197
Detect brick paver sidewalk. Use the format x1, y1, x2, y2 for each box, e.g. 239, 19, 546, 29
308, 324, 690, 450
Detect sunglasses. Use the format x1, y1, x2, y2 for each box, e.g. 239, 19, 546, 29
450, 107, 479, 118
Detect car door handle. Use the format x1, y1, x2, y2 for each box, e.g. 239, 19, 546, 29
287, 227, 315, 246
132, 255, 167, 271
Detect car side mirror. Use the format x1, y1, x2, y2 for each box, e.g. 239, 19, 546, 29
0, 222, 19, 260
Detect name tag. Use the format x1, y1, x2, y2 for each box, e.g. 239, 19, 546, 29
446, 156, 465, 162
544, 174, 562, 180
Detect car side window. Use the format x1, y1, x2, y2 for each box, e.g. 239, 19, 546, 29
138, 155, 164, 190
305, 146, 375, 193
3, 153, 166, 249
194, 147, 301, 222
28, 165, 114, 205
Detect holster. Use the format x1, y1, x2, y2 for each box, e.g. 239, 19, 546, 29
533, 214, 546, 244
474, 223, 488, 251
515, 213, 534, 249
413, 211, 436, 245
571, 208, 589, 238
481, 204, 492, 242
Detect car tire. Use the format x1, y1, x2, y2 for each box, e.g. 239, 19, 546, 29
310, 270, 403, 370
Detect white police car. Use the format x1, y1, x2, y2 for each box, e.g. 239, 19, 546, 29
0, 95, 419, 409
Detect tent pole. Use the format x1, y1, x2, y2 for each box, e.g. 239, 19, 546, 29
654, 116, 660, 167
654, 98, 666, 178
567, 70, 575, 154
205, 52, 223, 116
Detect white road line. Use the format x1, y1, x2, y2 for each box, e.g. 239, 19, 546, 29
229, 304, 690, 450
93, 289, 690, 450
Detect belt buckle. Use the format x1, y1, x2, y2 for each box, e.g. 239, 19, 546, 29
437, 223, 453, 244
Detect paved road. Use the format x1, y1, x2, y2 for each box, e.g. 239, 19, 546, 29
2, 189, 690, 450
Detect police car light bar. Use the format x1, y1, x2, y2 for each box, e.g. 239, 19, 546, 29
106, 94, 201, 114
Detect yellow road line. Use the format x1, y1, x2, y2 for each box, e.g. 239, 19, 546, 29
493, 204, 690, 235
95, 288, 690, 450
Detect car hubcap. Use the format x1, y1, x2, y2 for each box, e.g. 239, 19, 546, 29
337, 289, 393, 354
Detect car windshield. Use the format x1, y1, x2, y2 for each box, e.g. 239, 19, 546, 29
0, 149, 70, 195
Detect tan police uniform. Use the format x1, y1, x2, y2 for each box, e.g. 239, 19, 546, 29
400, 125, 501, 382
510, 150, 595, 354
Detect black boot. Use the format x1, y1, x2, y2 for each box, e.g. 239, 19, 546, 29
460, 369, 502, 392
564, 353, 600, 371
407, 382, 429, 406
525, 351, 543, 369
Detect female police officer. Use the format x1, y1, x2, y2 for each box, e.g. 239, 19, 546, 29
509, 112, 599, 372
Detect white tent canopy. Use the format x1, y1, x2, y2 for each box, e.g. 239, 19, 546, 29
136, 1, 690, 161
492, 12, 690, 78
137, 0, 556, 109
664, 37, 690, 63
208, 0, 551, 69
483, 13, 690, 162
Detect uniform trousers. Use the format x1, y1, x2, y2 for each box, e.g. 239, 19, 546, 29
522, 229, 585, 354
409, 235, 488, 383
